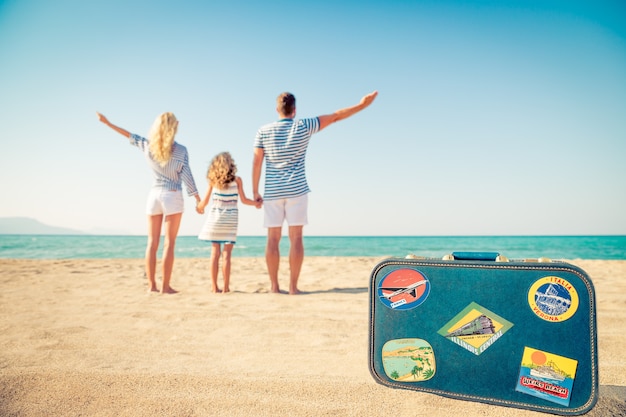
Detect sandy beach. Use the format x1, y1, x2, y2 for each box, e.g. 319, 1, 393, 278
0, 257, 624, 416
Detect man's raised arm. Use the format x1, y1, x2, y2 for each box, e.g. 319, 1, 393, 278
317, 90, 378, 131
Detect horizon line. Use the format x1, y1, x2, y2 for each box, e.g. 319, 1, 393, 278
2, 233, 626, 238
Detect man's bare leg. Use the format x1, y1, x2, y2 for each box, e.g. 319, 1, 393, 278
288, 225, 304, 295
266, 227, 282, 293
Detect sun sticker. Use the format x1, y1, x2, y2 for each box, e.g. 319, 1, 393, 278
528, 276, 579, 322
377, 268, 430, 310
532, 350, 547, 365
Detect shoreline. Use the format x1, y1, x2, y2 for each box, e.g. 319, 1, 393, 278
1, 258, 624, 416
3, 235, 626, 261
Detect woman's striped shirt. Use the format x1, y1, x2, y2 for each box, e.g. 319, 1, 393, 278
129, 134, 198, 196
253, 117, 320, 200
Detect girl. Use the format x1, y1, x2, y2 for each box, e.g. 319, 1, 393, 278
198, 152, 259, 292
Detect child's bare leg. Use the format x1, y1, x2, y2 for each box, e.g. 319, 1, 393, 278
210, 243, 222, 293
222, 243, 234, 293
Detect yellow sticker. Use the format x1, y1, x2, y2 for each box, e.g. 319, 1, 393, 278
516, 346, 578, 406
437, 302, 513, 356
528, 276, 579, 322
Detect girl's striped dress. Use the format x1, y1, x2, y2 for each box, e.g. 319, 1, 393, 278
198, 181, 239, 243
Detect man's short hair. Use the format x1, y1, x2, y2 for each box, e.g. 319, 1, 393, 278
277, 92, 296, 116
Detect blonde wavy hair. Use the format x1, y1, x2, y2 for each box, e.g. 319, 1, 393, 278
148, 112, 178, 166
208, 152, 237, 189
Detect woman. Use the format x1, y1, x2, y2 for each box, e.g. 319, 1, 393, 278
96, 111, 201, 294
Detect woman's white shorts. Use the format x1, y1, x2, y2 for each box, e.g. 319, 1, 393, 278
145, 189, 184, 216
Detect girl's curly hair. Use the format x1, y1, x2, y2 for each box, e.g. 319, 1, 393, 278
148, 112, 178, 166
208, 152, 237, 189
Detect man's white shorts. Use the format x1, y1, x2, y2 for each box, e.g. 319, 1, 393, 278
263, 194, 308, 228
146, 189, 184, 216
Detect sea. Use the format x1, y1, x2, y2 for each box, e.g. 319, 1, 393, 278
0, 235, 625, 260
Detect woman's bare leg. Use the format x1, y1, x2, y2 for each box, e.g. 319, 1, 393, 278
146, 214, 163, 292
161, 212, 182, 294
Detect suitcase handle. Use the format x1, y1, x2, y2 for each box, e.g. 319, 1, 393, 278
447, 252, 506, 262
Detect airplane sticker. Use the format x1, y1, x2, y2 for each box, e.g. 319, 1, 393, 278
377, 268, 430, 310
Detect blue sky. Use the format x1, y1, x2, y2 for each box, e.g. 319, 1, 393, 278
1, 0, 625, 236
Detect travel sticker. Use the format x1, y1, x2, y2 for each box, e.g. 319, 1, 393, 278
437, 302, 513, 356
516, 346, 578, 406
377, 268, 430, 310
382, 338, 436, 382
528, 276, 579, 322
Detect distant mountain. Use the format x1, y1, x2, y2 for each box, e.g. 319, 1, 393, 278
0, 217, 85, 235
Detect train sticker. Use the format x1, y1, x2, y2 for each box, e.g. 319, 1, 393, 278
515, 346, 578, 406
381, 338, 436, 382
377, 268, 431, 310
437, 302, 513, 356
528, 276, 579, 322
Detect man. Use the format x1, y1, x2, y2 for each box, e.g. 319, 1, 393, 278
252, 90, 378, 294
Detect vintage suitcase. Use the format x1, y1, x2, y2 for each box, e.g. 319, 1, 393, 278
368, 252, 598, 415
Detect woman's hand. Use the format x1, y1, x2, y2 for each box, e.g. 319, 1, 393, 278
96, 112, 109, 125
95, 112, 131, 138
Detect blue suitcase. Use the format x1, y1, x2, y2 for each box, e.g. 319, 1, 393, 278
368, 252, 598, 415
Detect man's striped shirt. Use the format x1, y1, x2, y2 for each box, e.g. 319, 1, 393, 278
254, 117, 320, 200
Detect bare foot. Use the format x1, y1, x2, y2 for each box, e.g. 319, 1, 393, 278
148, 286, 159, 293
270, 285, 281, 294
223, 287, 230, 293
289, 288, 302, 295
161, 287, 179, 294
211, 287, 222, 293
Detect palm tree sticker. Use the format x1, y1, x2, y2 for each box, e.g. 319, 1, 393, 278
381, 338, 436, 382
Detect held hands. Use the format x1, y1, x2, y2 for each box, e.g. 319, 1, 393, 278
254, 193, 263, 209
196, 200, 206, 214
